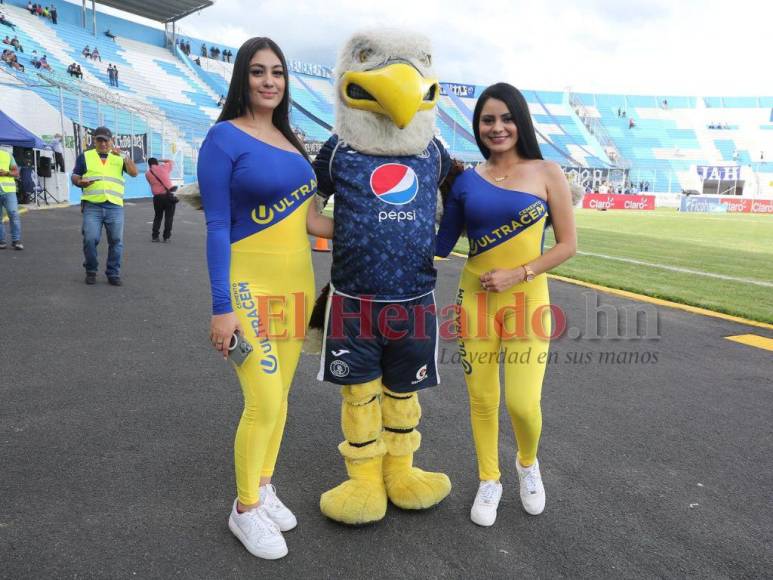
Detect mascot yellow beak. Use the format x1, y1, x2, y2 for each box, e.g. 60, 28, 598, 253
341, 62, 439, 129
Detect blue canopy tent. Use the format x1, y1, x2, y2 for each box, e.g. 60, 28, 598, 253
0, 109, 58, 204
0, 109, 51, 149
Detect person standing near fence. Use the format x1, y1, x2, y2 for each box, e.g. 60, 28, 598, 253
71, 126, 138, 285
49, 133, 65, 172
0, 147, 23, 250
145, 157, 176, 242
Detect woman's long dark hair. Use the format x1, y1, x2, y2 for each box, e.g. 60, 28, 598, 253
217, 37, 308, 160
472, 83, 543, 161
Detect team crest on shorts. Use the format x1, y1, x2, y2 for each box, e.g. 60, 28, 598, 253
411, 364, 428, 385
330, 359, 350, 378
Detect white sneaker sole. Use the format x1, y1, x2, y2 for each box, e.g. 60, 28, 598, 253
470, 509, 497, 527
521, 497, 546, 516
228, 515, 288, 560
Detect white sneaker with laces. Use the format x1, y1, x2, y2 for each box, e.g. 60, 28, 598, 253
228, 500, 288, 559
260, 484, 297, 532
516, 458, 545, 515
470, 480, 503, 526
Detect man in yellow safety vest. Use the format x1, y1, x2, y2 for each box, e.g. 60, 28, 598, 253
71, 126, 138, 285
0, 147, 22, 250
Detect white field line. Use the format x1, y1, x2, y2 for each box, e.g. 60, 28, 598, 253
577, 251, 773, 288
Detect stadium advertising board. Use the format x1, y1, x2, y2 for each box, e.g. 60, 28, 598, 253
440, 83, 476, 98
680, 195, 773, 214
303, 140, 324, 156
73, 122, 147, 163
563, 166, 630, 190
583, 194, 656, 210
288, 60, 333, 79
696, 165, 741, 181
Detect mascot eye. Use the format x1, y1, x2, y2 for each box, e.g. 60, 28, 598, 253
420, 53, 432, 66
357, 48, 373, 63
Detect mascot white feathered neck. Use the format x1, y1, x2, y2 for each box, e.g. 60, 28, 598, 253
334, 29, 439, 156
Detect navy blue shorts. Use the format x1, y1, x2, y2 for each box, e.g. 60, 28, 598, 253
317, 290, 439, 393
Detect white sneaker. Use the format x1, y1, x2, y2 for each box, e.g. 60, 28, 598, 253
260, 484, 298, 532
228, 500, 288, 559
470, 480, 503, 526
516, 458, 546, 515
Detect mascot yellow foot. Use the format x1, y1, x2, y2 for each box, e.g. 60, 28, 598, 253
320, 380, 387, 524
381, 388, 451, 510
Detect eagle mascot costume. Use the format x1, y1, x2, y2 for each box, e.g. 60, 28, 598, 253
309, 30, 453, 525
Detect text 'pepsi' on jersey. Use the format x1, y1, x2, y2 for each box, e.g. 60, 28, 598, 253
314, 135, 451, 301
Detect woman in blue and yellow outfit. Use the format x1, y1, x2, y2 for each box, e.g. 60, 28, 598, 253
436, 83, 576, 526
198, 37, 332, 559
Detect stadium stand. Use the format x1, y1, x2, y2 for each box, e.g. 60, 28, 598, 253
1, 0, 771, 202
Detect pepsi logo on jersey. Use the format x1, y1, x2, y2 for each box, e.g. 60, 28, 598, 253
370, 164, 419, 205
371, 163, 419, 222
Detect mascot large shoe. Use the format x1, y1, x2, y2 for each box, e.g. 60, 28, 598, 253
311, 30, 452, 525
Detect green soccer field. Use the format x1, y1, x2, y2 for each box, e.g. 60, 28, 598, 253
451, 208, 773, 324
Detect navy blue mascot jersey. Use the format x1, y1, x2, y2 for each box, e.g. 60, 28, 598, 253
313, 135, 451, 301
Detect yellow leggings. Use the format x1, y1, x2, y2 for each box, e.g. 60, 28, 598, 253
230, 247, 314, 505
457, 267, 551, 481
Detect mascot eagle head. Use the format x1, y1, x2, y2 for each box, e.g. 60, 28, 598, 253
335, 29, 440, 156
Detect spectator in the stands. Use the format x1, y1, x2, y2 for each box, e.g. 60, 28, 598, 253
3, 49, 23, 71
107, 63, 115, 86
30, 52, 40, 68
209, 45, 217, 59
217, 94, 224, 107
662, 99, 668, 109
39, 54, 51, 71
82, 45, 91, 59
11, 36, 22, 52
2, 36, 9, 45
42, 5, 49, 17
50, 4, 57, 24
0, 10, 15, 29
628, 117, 635, 129
75, 63, 82, 78
617, 107, 621, 117
200, 43, 207, 57
105, 29, 116, 40
27, 1, 34, 13
112, 64, 119, 87
92, 47, 101, 61
34, 4, 42, 15
194, 56, 200, 66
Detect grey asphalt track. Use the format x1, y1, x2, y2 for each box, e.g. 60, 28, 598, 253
1, 201, 771, 579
